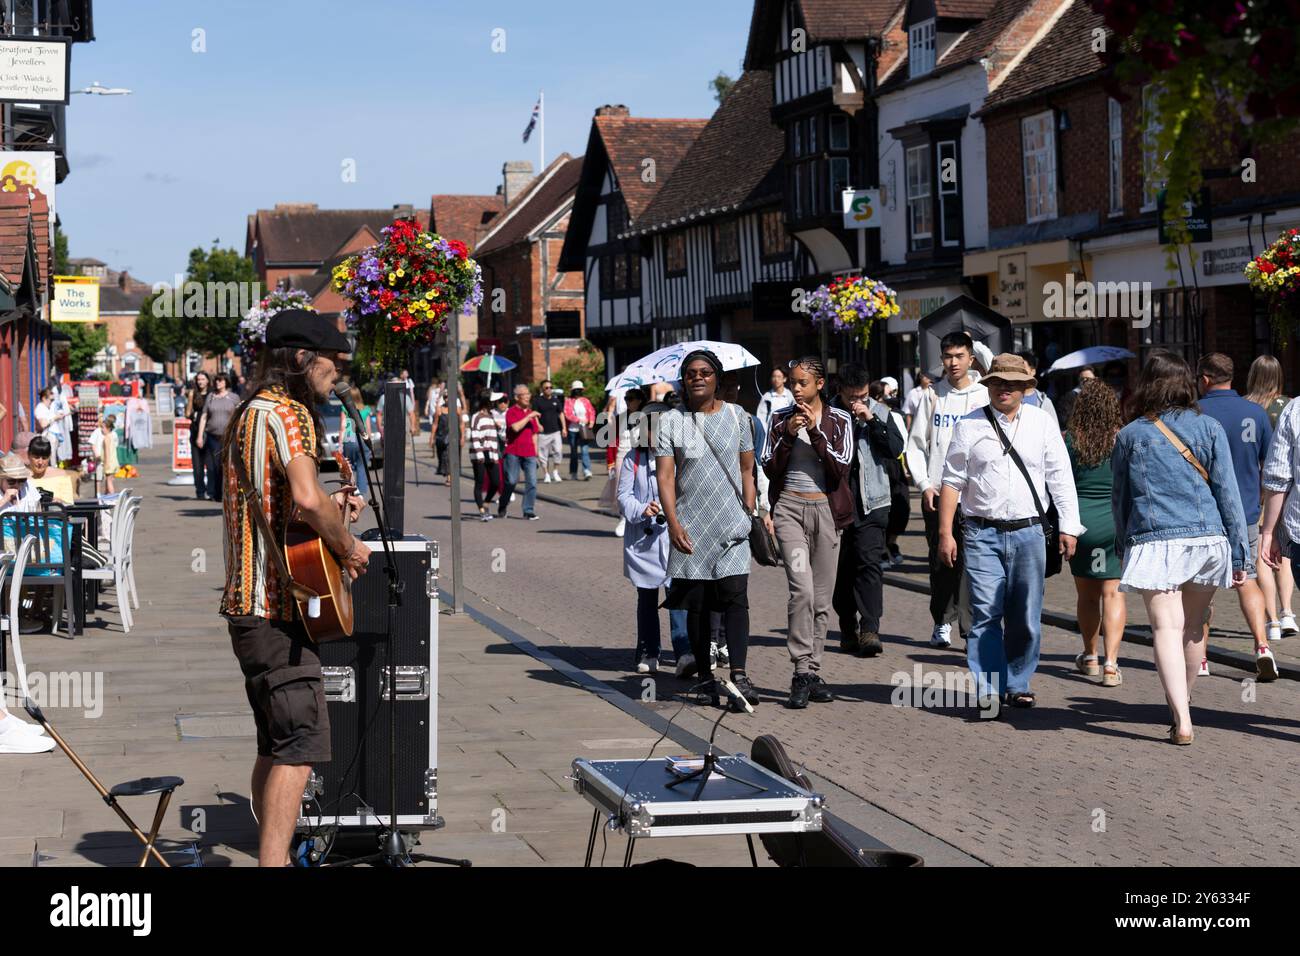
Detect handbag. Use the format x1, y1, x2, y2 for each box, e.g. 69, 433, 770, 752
983, 406, 1062, 578
697, 404, 782, 568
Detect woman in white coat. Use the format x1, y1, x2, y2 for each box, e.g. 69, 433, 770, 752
618, 404, 694, 677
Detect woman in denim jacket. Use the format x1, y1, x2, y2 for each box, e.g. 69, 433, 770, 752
1112, 351, 1250, 746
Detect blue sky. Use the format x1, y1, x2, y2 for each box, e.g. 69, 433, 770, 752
57, 0, 754, 282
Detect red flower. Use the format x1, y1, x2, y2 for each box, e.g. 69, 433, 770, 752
447, 239, 469, 259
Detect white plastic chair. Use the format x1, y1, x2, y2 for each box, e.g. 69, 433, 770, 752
82, 497, 139, 633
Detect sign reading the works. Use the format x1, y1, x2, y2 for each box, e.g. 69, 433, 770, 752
0, 37, 70, 104
995, 253, 1028, 320
52, 275, 100, 323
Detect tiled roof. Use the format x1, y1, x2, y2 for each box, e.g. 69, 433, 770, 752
979, 0, 1105, 113
634, 71, 784, 233
474, 154, 584, 258
428, 194, 504, 252
99, 284, 151, 313
935, 0, 998, 17
593, 116, 708, 223
251, 205, 426, 265
746, 0, 898, 68
278, 272, 331, 299
878, 0, 1036, 92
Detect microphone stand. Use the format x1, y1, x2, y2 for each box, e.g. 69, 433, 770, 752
665, 685, 767, 801
323, 387, 468, 868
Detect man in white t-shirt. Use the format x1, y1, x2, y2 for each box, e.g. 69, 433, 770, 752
902, 372, 934, 432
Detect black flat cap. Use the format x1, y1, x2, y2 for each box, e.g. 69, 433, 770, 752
265, 309, 351, 353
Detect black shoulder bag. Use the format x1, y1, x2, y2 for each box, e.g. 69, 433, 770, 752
983, 406, 1062, 577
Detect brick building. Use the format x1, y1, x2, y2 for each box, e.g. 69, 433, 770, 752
969, 0, 1300, 392
473, 154, 585, 385
0, 182, 54, 449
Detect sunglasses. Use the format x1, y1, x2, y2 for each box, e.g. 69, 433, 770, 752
683, 367, 716, 381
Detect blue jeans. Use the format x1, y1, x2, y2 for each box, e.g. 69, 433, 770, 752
341, 440, 369, 497
963, 522, 1047, 698
501, 454, 537, 516
568, 428, 591, 475
635, 586, 690, 661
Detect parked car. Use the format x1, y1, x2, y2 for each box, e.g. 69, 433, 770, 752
316, 398, 345, 472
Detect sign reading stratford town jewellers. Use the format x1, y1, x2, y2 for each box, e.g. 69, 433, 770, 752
0, 37, 71, 105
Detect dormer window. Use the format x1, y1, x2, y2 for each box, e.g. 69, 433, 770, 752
909, 19, 936, 78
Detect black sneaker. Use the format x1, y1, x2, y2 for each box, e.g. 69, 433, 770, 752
808, 674, 834, 703
788, 672, 814, 709
857, 630, 883, 658
730, 673, 760, 707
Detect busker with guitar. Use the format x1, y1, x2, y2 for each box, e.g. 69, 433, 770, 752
220, 309, 371, 866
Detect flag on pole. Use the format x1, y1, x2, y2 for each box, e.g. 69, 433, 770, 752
522, 97, 540, 143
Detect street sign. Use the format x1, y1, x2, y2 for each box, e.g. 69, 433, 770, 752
841, 189, 881, 230
52, 275, 100, 323
0, 37, 71, 104
1157, 187, 1212, 244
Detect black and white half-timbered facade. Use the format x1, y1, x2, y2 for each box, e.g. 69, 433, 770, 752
630, 70, 819, 371
558, 105, 706, 373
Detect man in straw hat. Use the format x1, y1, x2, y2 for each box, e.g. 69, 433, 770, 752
0, 452, 39, 513
936, 353, 1083, 711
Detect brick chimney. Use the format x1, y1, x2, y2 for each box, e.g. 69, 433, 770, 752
273, 202, 318, 212
118, 270, 130, 290
502, 161, 534, 206
595, 104, 630, 118
392, 203, 415, 217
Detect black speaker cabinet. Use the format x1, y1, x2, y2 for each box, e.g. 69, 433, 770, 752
297, 535, 440, 832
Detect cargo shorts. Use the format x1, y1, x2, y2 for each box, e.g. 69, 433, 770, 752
226, 614, 331, 765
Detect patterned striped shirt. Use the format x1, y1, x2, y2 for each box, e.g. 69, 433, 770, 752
468, 411, 501, 461
220, 387, 318, 620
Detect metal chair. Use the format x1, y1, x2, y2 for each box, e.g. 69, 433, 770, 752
81, 497, 139, 633
1, 508, 76, 638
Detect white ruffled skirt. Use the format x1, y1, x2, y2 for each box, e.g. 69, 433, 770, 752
1119, 534, 1233, 592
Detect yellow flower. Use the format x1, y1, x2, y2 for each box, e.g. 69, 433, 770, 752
396, 268, 405, 277
425, 290, 434, 300
388, 272, 396, 283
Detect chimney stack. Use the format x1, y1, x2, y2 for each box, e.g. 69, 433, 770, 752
595, 104, 630, 118
502, 160, 535, 206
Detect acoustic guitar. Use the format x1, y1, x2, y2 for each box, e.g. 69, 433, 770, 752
283, 452, 356, 642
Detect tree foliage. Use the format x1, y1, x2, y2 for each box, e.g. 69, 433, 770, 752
65, 322, 106, 378
710, 71, 736, 105
135, 243, 258, 361
546, 340, 607, 411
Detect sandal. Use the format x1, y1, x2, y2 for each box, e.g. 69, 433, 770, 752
1075, 653, 1100, 676
1101, 662, 1122, 687
1168, 725, 1194, 746
1006, 691, 1036, 708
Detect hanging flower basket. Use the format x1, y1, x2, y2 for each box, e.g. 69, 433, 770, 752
802, 274, 899, 349
331, 217, 483, 365
239, 288, 316, 363
1245, 228, 1300, 338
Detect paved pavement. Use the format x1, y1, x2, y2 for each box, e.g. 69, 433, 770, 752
0, 446, 769, 867
520, 459, 1300, 677
423, 449, 1300, 865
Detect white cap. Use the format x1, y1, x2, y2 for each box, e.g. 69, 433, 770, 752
490, 391, 506, 402
570, 380, 585, 391
880, 376, 898, 394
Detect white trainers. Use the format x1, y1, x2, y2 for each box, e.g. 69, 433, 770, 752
1257, 645, 1279, 682
645, 656, 658, 674
552, 472, 563, 482
930, 623, 953, 648
542, 473, 552, 484
1198, 658, 1210, 677
1268, 621, 1282, 643
614, 517, 626, 538
636, 659, 651, 674
0, 713, 47, 737
1281, 612, 1298, 637
0, 724, 56, 754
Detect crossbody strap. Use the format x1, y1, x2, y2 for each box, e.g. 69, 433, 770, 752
695, 404, 749, 512
983, 406, 1048, 522
1151, 416, 1210, 482
226, 433, 317, 602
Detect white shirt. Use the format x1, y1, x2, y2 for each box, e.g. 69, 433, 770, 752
0, 479, 41, 514
757, 388, 795, 433
1263, 395, 1300, 542
34, 400, 59, 439
941, 402, 1084, 536
903, 386, 933, 419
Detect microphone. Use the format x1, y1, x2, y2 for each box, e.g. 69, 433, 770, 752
333, 383, 367, 441
718, 677, 755, 715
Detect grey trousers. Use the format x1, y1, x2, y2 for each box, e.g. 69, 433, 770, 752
774, 495, 841, 674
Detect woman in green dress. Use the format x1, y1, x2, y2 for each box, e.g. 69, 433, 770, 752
1067, 379, 1126, 686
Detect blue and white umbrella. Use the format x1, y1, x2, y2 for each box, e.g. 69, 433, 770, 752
607, 340, 761, 391
1046, 346, 1135, 374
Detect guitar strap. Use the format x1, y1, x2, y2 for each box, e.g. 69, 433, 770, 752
227, 435, 318, 602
